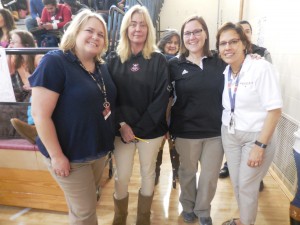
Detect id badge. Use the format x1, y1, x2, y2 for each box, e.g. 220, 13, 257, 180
103, 107, 111, 120
228, 115, 235, 134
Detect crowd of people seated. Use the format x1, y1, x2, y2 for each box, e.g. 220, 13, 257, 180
1, 0, 125, 47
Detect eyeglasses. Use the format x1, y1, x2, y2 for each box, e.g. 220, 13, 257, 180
183, 29, 203, 38
219, 39, 240, 48
129, 22, 147, 29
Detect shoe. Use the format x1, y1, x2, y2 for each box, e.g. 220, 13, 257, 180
259, 180, 264, 192
290, 204, 300, 225
199, 216, 212, 225
181, 211, 197, 223
219, 165, 229, 178
10, 118, 37, 144
222, 218, 238, 225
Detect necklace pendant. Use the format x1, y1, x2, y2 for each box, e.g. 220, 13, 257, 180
103, 101, 110, 109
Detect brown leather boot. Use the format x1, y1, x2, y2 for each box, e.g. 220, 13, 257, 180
112, 194, 128, 225
10, 118, 37, 144
290, 204, 300, 225
136, 190, 154, 225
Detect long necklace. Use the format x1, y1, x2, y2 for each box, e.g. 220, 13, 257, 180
76, 58, 110, 110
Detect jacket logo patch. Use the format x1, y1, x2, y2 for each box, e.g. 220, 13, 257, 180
182, 69, 188, 75
131, 63, 140, 72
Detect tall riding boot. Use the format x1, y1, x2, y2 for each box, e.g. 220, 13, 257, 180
112, 193, 129, 225
155, 148, 163, 185
290, 204, 300, 225
169, 146, 180, 189
136, 190, 154, 225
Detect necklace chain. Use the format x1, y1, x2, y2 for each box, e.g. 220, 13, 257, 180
76, 58, 110, 109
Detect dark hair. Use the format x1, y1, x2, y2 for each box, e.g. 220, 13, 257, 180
157, 29, 180, 54
179, 15, 211, 57
42, 0, 57, 6
10, 30, 36, 73
238, 20, 252, 32
0, 9, 16, 40
64, 0, 76, 6
216, 22, 252, 55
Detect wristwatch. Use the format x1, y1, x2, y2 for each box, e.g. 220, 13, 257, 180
255, 140, 267, 149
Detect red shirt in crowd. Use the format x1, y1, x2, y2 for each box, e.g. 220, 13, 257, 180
41, 4, 72, 29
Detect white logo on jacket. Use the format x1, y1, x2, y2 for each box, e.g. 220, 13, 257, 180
182, 69, 188, 75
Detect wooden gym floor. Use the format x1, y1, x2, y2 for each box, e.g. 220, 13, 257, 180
0, 143, 290, 225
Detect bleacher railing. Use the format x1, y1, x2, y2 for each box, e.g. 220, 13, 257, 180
107, 6, 125, 53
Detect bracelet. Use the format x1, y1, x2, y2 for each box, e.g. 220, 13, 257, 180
255, 140, 267, 149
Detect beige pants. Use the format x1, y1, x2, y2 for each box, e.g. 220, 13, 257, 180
44, 156, 107, 225
113, 136, 164, 199
175, 136, 224, 217
221, 125, 276, 225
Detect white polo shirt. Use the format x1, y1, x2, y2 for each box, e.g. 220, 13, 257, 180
222, 55, 283, 132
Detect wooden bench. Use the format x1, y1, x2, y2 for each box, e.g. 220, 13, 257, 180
0, 139, 68, 212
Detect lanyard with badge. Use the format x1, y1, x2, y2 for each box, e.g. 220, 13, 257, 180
76, 58, 111, 120
227, 67, 241, 134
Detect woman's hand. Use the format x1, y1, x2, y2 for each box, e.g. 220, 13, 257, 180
250, 53, 262, 60
119, 123, 135, 143
247, 145, 264, 167
51, 154, 70, 177
23, 83, 31, 91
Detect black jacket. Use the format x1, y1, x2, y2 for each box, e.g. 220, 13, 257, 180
107, 51, 170, 139
169, 53, 226, 139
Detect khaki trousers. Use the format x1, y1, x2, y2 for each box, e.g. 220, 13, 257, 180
113, 136, 163, 199
44, 156, 107, 225
221, 125, 276, 225
175, 137, 224, 217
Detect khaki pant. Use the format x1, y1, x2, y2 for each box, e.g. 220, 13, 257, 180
113, 136, 163, 199
175, 137, 224, 217
221, 125, 276, 225
44, 156, 107, 225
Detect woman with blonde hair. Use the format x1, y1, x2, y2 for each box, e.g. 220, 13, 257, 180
107, 5, 170, 225
29, 9, 116, 225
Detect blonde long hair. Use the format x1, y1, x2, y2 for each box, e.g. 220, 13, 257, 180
117, 5, 157, 63
59, 9, 108, 63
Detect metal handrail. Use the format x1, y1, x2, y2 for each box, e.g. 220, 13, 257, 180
136, 0, 143, 6
4, 48, 58, 55
107, 6, 125, 53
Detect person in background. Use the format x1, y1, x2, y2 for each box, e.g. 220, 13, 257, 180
155, 28, 180, 187
219, 20, 273, 192
0, 8, 16, 48
290, 128, 300, 225
25, 0, 44, 32
63, 0, 89, 19
168, 15, 226, 225
7, 30, 42, 140
106, 5, 169, 225
216, 22, 282, 225
33, 0, 72, 46
28, 9, 116, 225
238, 20, 272, 63
7, 30, 43, 102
